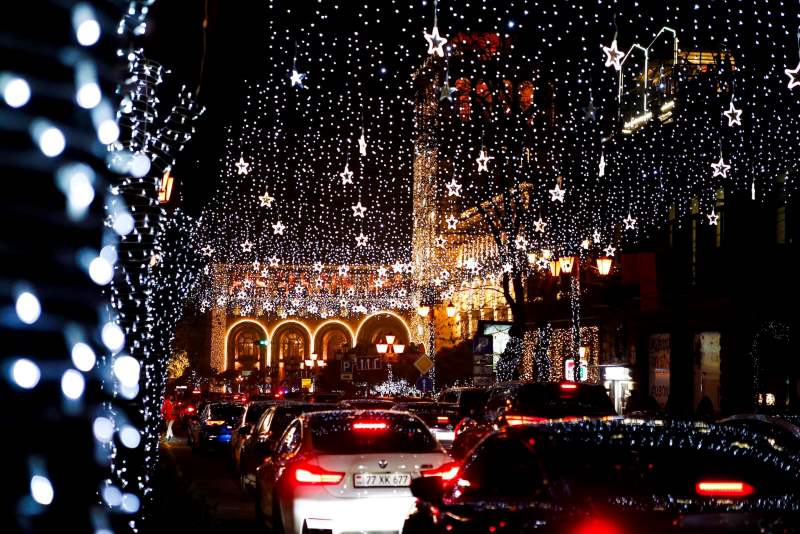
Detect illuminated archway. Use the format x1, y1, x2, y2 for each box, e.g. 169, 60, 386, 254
270, 321, 313, 378
314, 320, 355, 360
355, 311, 412, 347
224, 319, 269, 371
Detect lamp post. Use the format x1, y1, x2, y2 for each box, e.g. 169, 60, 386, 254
303, 353, 326, 393
417, 298, 435, 391
376, 335, 405, 382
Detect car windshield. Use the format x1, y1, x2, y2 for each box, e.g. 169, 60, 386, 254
209, 404, 244, 420
309, 411, 439, 454
394, 404, 458, 425
245, 402, 271, 424
513, 384, 614, 417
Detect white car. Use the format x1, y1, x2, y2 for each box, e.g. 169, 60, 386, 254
254, 409, 457, 534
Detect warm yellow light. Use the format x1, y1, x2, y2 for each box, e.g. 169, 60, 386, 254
559, 256, 575, 274
596, 257, 613, 276
541, 249, 552, 259
446, 301, 457, 317
417, 304, 430, 317
310, 353, 318, 361
376, 343, 388, 354
579, 346, 588, 359
158, 169, 174, 204
304, 359, 314, 367
549, 260, 561, 277
393, 344, 405, 354
385, 335, 396, 345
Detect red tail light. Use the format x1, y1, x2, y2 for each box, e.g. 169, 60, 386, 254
421, 461, 461, 481
186, 406, 195, 413
505, 415, 548, 426
353, 421, 387, 430
436, 416, 450, 424
293, 463, 345, 486
572, 517, 623, 534
695, 480, 754, 497
560, 383, 578, 390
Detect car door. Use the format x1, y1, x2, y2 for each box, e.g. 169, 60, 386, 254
258, 419, 303, 525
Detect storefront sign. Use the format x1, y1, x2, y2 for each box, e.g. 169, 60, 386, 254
649, 333, 670, 406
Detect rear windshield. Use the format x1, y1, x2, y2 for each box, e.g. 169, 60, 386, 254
514, 385, 614, 417
310, 413, 439, 454
210, 404, 244, 420
267, 404, 333, 435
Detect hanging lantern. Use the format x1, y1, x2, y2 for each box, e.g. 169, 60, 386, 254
375, 343, 388, 354
559, 256, 575, 274
446, 301, 457, 317
385, 334, 396, 345
417, 304, 430, 317
596, 257, 613, 276
393, 344, 405, 354
549, 260, 561, 277
158, 169, 174, 204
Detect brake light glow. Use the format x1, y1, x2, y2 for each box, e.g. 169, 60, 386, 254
505, 415, 548, 426
436, 416, 450, 424
352, 421, 387, 430
293, 463, 345, 485
205, 420, 225, 426
572, 517, 623, 534
186, 406, 195, 413
560, 383, 578, 390
421, 461, 461, 481
695, 480, 754, 497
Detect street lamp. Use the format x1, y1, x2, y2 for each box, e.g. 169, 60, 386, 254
596, 257, 613, 276
376, 335, 405, 382
446, 301, 457, 318
303, 353, 326, 392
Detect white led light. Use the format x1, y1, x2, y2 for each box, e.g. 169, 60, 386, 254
88, 256, 113, 285
76, 82, 101, 109
102, 485, 122, 507
68, 171, 95, 210
112, 212, 134, 236
93, 417, 114, 443
130, 153, 151, 177
15, 291, 41, 325
120, 493, 140, 513
71, 342, 96, 372
61, 369, 85, 400
30, 475, 54, 505
101, 322, 125, 352
38, 127, 66, 158
12, 358, 41, 389
119, 425, 141, 448
113, 355, 140, 388
97, 119, 120, 144
2, 76, 31, 108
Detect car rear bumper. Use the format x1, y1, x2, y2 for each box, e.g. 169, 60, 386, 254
292, 493, 414, 534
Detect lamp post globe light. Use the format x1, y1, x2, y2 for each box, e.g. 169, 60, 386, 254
376, 335, 405, 383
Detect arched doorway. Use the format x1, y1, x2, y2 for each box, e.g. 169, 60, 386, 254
314, 321, 354, 361
356, 312, 411, 348
225, 320, 268, 371
271, 322, 311, 385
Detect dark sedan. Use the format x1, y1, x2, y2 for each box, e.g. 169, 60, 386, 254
404, 419, 800, 533
186, 402, 244, 452
392, 402, 459, 449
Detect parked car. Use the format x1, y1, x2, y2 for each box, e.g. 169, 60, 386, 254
392, 401, 459, 450
238, 402, 337, 492
338, 398, 397, 410
717, 413, 800, 451
186, 402, 244, 452
450, 381, 616, 459
437, 386, 485, 419
230, 400, 275, 470
404, 419, 800, 533
254, 410, 454, 534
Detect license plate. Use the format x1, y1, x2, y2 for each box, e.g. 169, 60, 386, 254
353, 472, 411, 487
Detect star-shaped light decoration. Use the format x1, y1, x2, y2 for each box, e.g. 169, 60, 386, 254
434, 235, 447, 248
603, 244, 617, 257
602, 39, 625, 71
259, 191, 274, 207
476, 149, 494, 173
355, 232, 368, 247
464, 258, 479, 273
623, 213, 637, 230
377, 266, 388, 278
201, 244, 214, 257
313, 261, 323, 272
598, 153, 606, 177
423, 25, 447, 57
707, 210, 719, 226
252, 260, 260, 270
502, 263, 513, 274
514, 235, 529, 250
711, 156, 731, 178
723, 101, 742, 127
339, 163, 354, 185
445, 178, 462, 197
785, 61, 800, 89
446, 214, 458, 229
536, 257, 550, 270
289, 69, 306, 88
439, 81, 456, 101
235, 157, 250, 175
549, 183, 566, 203
351, 201, 367, 218
272, 221, 286, 235
375, 278, 385, 289
268, 256, 280, 267
593, 230, 602, 242
240, 239, 253, 253
533, 217, 547, 233
338, 265, 350, 277
315, 277, 324, 288
391, 261, 405, 274
260, 267, 269, 277
358, 133, 367, 156
582, 97, 596, 121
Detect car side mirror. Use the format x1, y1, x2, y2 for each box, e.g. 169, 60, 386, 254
410, 476, 445, 504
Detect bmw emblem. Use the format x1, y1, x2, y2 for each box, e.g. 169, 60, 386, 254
378, 459, 388, 469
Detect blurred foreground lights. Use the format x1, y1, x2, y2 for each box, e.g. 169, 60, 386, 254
56, 164, 96, 219
72, 4, 100, 46
31, 121, 65, 157
12, 358, 41, 389
71, 342, 96, 371
1, 74, 31, 108
93, 417, 114, 443
30, 475, 54, 506
61, 369, 85, 400
16, 291, 41, 324
120, 493, 140, 514
97, 119, 120, 144
101, 485, 122, 507
77, 82, 101, 109
119, 425, 141, 448
113, 355, 140, 388
89, 256, 113, 285
101, 322, 125, 352
130, 153, 151, 177
112, 211, 134, 236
